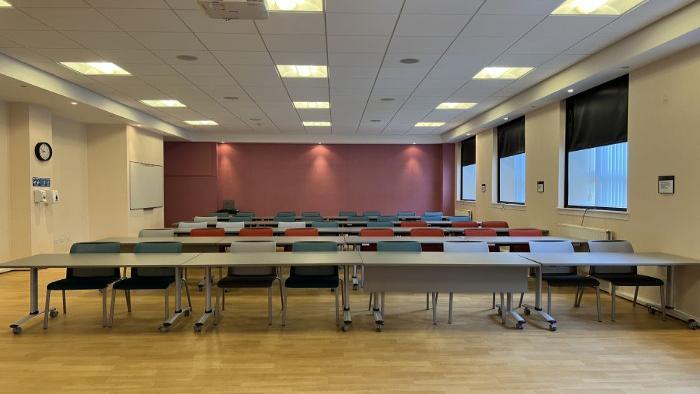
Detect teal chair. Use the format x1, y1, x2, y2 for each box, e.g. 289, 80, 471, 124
338, 211, 356, 217
275, 215, 297, 222
352, 216, 370, 222
422, 211, 444, 221
283, 242, 343, 327
363, 211, 381, 217
397, 211, 416, 217
367, 221, 393, 228
378, 215, 398, 222
302, 211, 321, 217
210, 211, 230, 218
371, 241, 423, 314
276, 211, 296, 216
448, 216, 471, 222
312, 221, 339, 228
236, 211, 255, 217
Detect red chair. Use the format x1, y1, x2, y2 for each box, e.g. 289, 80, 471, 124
285, 228, 319, 236
481, 221, 509, 228
400, 220, 427, 228
464, 228, 498, 252
239, 227, 274, 236
359, 228, 393, 251
508, 229, 544, 252
410, 228, 444, 251
190, 228, 226, 237
452, 221, 479, 228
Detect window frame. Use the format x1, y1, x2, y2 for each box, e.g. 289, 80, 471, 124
460, 137, 476, 201
497, 117, 526, 205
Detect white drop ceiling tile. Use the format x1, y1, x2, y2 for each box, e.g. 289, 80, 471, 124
244, 85, 288, 102
184, 74, 241, 87
32, 48, 102, 62
452, 80, 511, 97
2, 30, 82, 49
387, 36, 454, 54
448, 34, 518, 56
373, 77, 420, 91
565, 16, 656, 55
329, 78, 374, 95
197, 33, 265, 51
328, 52, 383, 67
421, 111, 460, 122
297, 109, 331, 122
383, 51, 442, 68
94, 49, 165, 64
86, 0, 168, 8
369, 87, 413, 101
10, 0, 88, 6
224, 65, 281, 86
326, 35, 391, 53
132, 32, 206, 50
509, 15, 615, 54
101, 9, 189, 32
0, 37, 20, 48
119, 63, 178, 76
286, 86, 329, 101
263, 34, 326, 52
461, 14, 544, 37
0, 10, 50, 30
623, 0, 692, 20
326, 13, 398, 36
395, 14, 467, 37
213, 51, 272, 65
493, 52, 556, 67
283, 78, 328, 90
269, 51, 327, 65
256, 13, 325, 35
411, 86, 454, 98
478, 0, 561, 15
165, 0, 204, 9
403, 0, 482, 15
325, 0, 403, 14
99, 80, 163, 96
174, 10, 257, 33
172, 63, 229, 77
152, 50, 220, 65
62, 31, 145, 50
538, 53, 587, 72
377, 66, 432, 80
330, 66, 379, 79
22, 8, 119, 31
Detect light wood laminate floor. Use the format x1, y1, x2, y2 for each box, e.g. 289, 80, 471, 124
0, 269, 699, 393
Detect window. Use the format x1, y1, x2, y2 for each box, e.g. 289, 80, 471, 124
460, 137, 476, 201
565, 75, 629, 210
497, 117, 526, 204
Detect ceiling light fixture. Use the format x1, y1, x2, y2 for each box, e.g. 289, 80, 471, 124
176, 55, 198, 61
436, 102, 477, 110
400, 58, 420, 64
0, 1, 12, 7
303, 121, 331, 127
277, 65, 327, 78
474, 67, 533, 80
294, 101, 330, 109
60, 62, 131, 76
503, 117, 509, 121
551, 0, 644, 15
70, 102, 78, 106
140, 99, 186, 108
567, 88, 574, 93
415, 122, 445, 127
185, 120, 218, 126
266, 0, 323, 12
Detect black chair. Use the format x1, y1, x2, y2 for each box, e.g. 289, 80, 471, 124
588, 240, 665, 321
109, 242, 192, 327
43, 242, 122, 329
283, 241, 343, 327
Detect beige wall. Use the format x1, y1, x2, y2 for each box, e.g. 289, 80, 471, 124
126, 125, 164, 236
0, 100, 9, 264
457, 45, 700, 318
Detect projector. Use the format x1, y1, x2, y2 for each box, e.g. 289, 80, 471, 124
197, 0, 269, 20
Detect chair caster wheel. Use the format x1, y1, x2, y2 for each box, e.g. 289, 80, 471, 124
648, 306, 656, 315
184, 310, 191, 317
549, 324, 557, 332
688, 320, 698, 330
49, 309, 59, 319
523, 307, 531, 316
497, 307, 502, 316
11, 326, 21, 335
516, 322, 525, 330
353, 284, 359, 291
375, 325, 382, 332
159, 325, 169, 333
193, 324, 202, 333
197, 286, 203, 292
341, 324, 349, 332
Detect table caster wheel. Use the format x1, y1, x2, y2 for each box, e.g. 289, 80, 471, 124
497, 307, 502, 316
159, 325, 169, 333
549, 324, 557, 332
523, 307, 531, 316
193, 324, 202, 333
516, 322, 525, 330
648, 306, 656, 315
341, 324, 349, 332
49, 309, 59, 319
11, 326, 21, 335
353, 284, 359, 291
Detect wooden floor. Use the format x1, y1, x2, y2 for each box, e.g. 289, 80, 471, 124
1, 269, 699, 393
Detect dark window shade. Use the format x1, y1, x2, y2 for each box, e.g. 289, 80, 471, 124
497, 116, 525, 158
461, 137, 476, 166
566, 75, 628, 152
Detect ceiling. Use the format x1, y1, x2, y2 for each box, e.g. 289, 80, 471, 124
0, 0, 694, 141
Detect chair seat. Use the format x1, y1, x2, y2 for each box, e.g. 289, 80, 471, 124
218, 275, 277, 288
593, 274, 664, 287
543, 275, 600, 287
47, 276, 119, 290
285, 275, 339, 289
113, 276, 174, 290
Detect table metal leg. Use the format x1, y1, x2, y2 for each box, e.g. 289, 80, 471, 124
521, 265, 557, 331
372, 292, 384, 331
341, 264, 352, 331
503, 293, 526, 329
352, 265, 359, 290
194, 267, 214, 333
665, 265, 674, 310
160, 267, 191, 332
10, 268, 56, 334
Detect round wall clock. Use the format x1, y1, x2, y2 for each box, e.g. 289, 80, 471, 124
35, 142, 53, 161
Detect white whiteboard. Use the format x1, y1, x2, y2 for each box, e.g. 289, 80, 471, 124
129, 161, 164, 210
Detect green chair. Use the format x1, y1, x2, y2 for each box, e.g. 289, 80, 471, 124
378, 215, 398, 222
397, 211, 416, 217
367, 221, 393, 228
312, 221, 339, 228
363, 211, 381, 217
338, 211, 356, 217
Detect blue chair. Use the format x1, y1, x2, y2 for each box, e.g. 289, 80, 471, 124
422, 211, 444, 221
352, 215, 370, 222
109, 242, 192, 327
302, 211, 321, 217
447, 216, 471, 222
283, 242, 342, 326
312, 221, 339, 228
367, 221, 393, 228
338, 211, 357, 217
378, 215, 398, 222
275, 214, 297, 222
363, 211, 381, 217
43, 242, 122, 329
397, 211, 416, 217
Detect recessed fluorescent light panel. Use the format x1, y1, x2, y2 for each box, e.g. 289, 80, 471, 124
185, 120, 218, 126
294, 101, 330, 109
552, 0, 644, 15
436, 102, 477, 110
415, 122, 445, 127
474, 67, 533, 80
277, 65, 327, 78
140, 99, 186, 108
303, 121, 331, 127
0, 1, 12, 7
266, 0, 323, 12
60, 62, 131, 76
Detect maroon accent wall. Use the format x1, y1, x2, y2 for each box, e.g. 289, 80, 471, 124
164, 142, 455, 224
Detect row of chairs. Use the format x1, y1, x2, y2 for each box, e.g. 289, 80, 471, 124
180, 220, 511, 231
193, 211, 475, 223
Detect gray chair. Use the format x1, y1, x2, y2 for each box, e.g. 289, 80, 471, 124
178, 222, 207, 229
373, 241, 427, 322
588, 240, 665, 321
312, 221, 339, 228
443, 241, 490, 323
194, 216, 218, 225
278, 221, 306, 230
139, 228, 175, 238
216, 221, 245, 231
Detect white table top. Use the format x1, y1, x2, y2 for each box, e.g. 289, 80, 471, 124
0, 253, 200, 269
100, 236, 226, 245
221, 236, 345, 245
344, 236, 573, 245
519, 252, 700, 267
184, 251, 362, 267
359, 252, 537, 267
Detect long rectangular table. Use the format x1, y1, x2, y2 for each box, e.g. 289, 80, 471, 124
173, 227, 514, 236
100, 236, 345, 252
0, 253, 200, 334
345, 235, 574, 247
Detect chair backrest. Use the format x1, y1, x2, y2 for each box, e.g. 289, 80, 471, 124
481, 221, 509, 228
276, 211, 296, 216
210, 211, 230, 218
399, 220, 427, 228
235, 212, 254, 218
509, 228, 543, 236
194, 216, 218, 225
339, 211, 357, 217
68, 242, 121, 278
410, 228, 444, 237
352, 216, 370, 222
367, 221, 394, 228
275, 215, 297, 222
588, 240, 636, 275
363, 211, 381, 217
302, 211, 321, 217
239, 227, 274, 236
452, 221, 479, 228
424, 211, 443, 216
278, 221, 306, 230
464, 228, 498, 236
132, 242, 182, 277
448, 216, 471, 222
377, 241, 422, 252
397, 211, 416, 217
378, 215, 398, 222
443, 241, 490, 253
190, 228, 226, 237
178, 222, 207, 229
229, 216, 251, 222
229, 241, 277, 276
285, 228, 319, 236
360, 228, 393, 236
222, 199, 236, 210
528, 240, 575, 275
216, 221, 245, 230
139, 228, 175, 238
290, 241, 338, 277
312, 221, 338, 228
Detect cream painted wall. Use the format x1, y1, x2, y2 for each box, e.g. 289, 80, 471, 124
0, 100, 10, 264
126, 126, 164, 236
457, 45, 700, 318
